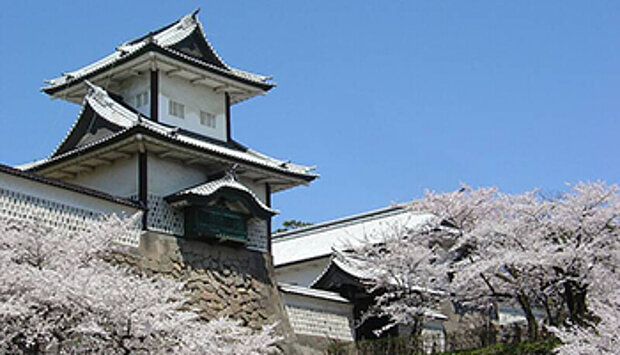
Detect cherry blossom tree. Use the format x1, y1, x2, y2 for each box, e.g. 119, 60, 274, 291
338, 217, 449, 335
0, 215, 280, 354
348, 182, 619, 352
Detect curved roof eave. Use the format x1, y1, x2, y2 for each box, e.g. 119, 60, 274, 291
42, 43, 276, 96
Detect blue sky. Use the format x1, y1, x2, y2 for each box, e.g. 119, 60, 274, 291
0, 1, 618, 227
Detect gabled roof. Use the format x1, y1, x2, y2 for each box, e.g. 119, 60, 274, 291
165, 171, 278, 218
272, 206, 432, 267
43, 10, 275, 97
311, 255, 448, 320
27, 83, 317, 187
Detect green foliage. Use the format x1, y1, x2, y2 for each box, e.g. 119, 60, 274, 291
443, 339, 560, 355
326, 335, 443, 355
326, 338, 560, 355
273, 219, 312, 234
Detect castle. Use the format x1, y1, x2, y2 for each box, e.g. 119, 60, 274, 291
1, 10, 362, 353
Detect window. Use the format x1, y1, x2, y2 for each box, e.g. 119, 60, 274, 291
200, 111, 216, 128
185, 206, 248, 243
169, 100, 185, 118
135, 91, 149, 108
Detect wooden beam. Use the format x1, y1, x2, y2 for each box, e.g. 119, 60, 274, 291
201, 162, 224, 172
253, 177, 279, 184
71, 165, 93, 173
89, 157, 112, 165
158, 151, 176, 159
57, 170, 77, 179
184, 157, 202, 165
214, 85, 229, 93
165, 68, 181, 76
114, 152, 132, 159
190, 76, 205, 84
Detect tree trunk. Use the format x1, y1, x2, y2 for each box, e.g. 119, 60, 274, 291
517, 293, 538, 340
564, 281, 589, 325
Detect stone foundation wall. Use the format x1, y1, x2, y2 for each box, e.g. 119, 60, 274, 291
113, 231, 301, 353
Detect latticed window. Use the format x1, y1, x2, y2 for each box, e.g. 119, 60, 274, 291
185, 206, 248, 243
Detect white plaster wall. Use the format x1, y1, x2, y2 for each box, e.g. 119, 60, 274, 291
239, 177, 267, 204
275, 257, 331, 287
64, 156, 138, 198
282, 292, 354, 341
117, 73, 150, 117
0, 171, 140, 217
147, 154, 208, 196
159, 74, 227, 141
147, 155, 268, 202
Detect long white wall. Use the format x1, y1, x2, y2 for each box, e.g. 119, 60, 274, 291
0, 171, 139, 217
282, 292, 354, 341
159, 74, 227, 141
0, 169, 141, 246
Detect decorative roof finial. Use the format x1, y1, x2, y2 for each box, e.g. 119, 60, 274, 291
145, 32, 155, 44
225, 164, 240, 181
84, 80, 112, 107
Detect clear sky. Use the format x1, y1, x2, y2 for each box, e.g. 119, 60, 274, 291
0, 1, 618, 228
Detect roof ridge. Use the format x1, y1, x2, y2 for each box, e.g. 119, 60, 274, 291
273, 205, 407, 241
124, 9, 199, 46
278, 283, 350, 303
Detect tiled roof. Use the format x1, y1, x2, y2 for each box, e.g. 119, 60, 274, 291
166, 171, 278, 215
43, 10, 275, 94
28, 82, 317, 182
278, 283, 351, 304
272, 206, 432, 267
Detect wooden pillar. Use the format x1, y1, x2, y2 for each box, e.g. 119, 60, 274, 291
225, 92, 231, 141
139, 152, 148, 230
266, 183, 272, 254
150, 70, 159, 122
